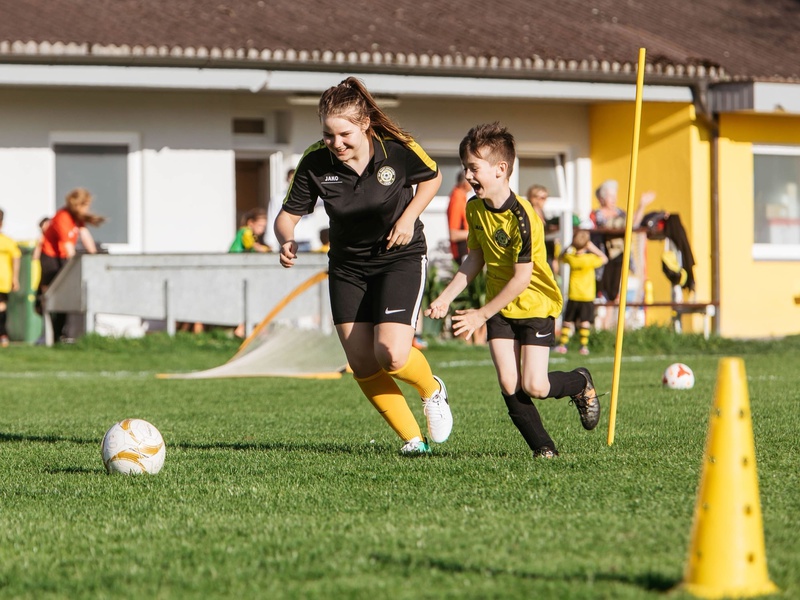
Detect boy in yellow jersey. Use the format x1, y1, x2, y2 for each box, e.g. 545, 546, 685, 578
554, 230, 608, 356
425, 123, 599, 458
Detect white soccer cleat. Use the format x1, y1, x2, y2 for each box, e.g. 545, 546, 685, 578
423, 376, 453, 443
399, 436, 431, 455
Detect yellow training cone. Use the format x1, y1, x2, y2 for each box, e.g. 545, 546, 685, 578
680, 357, 778, 598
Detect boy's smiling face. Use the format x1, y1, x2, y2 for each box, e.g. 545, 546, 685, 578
462, 149, 508, 201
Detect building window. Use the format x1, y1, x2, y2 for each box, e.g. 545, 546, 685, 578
54, 144, 128, 245
51, 132, 141, 252
753, 145, 800, 260
232, 118, 266, 135
517, 157, 561, 199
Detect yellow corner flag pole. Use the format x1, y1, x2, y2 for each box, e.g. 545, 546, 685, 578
607, 48, 646, 446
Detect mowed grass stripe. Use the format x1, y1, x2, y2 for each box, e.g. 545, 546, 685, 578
0, 330, 797, 599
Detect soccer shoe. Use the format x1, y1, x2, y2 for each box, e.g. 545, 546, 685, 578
0, 336, 9, 348
423, 376, 453, 443
553, 344, 568, 354
399, 436, 431, 455
569, 367, 601, 430
579, 346, 590, 356
533, 447, 559, 459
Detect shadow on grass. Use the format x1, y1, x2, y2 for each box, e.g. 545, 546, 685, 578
1, 431, 361, 456
369, 553, 677, 593
0, 432, 97, 445
45, 466, 106, 475
1, 431, 517, 459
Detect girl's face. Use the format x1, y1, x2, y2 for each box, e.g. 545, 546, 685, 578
74, 199, 92, 218
462, 149, 506, 199
321, 111, 369, 163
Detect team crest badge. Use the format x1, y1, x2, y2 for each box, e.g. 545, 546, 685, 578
377, 166, 396, 186
494, 229, 511, 247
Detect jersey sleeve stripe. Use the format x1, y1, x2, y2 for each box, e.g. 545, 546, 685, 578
406, 139, 438, 173
512, 199, 532, 263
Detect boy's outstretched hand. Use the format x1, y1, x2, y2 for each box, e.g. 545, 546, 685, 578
451, 308, 486, 341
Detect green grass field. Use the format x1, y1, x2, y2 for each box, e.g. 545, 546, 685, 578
1, 330, 798, 599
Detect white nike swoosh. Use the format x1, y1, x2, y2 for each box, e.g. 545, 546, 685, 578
384, 308, 407, 314
535, 331, 551, 338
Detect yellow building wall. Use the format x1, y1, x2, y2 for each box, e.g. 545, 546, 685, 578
588, 102, 712, 332
717, 114, 800, 338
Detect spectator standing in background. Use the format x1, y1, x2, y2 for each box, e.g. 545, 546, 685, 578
38, 188, 105, 343
526, 184, 560, 276
590, 179, 655, 303
447, 172, 473, 264
0, 208, 21, 347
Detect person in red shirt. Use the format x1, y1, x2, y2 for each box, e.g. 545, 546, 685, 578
446, 172, 473, 264
38, 188, 105, 342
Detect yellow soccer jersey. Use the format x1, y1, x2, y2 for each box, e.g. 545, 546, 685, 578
562, 250, 605, 302
0, 233, 21, 293
466, 192, 562, 319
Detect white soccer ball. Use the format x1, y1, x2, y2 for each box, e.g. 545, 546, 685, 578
101, 419, 166, 474
662, 363, 695, 390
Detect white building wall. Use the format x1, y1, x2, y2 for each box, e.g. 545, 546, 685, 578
0, 85, 592, 255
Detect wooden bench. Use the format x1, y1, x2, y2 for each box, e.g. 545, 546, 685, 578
598, 302, 718, 339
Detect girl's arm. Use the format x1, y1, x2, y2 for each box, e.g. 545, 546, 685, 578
386, 171, 443, 249
425, 247, 485, 319
79, 227, 97, 254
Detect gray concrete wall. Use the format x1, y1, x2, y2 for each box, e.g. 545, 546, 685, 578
43, 252, 331, 344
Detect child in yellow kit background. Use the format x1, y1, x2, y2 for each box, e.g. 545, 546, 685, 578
425, 123, 600, 458
0, 208, 21, 347
555, 229, 608, 356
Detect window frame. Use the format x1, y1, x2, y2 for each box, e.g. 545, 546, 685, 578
752, 143, 800, 261
50, 132, 142, 253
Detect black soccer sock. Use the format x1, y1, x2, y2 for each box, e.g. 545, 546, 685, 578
52, 312, 67, 341
502, 390, 556, 452
0, 310, 7, 337
547, 370, 586, 399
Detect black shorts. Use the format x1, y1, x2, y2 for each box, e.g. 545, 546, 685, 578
598, 254, 623, 301
0, 292, 8, 303
563, 300, 595, 324
328, 254, 427, 326
486, 314, 556, 347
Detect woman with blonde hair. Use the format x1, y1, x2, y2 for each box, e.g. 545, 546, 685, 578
274, 77, 452, 454
38, 188, 105, 342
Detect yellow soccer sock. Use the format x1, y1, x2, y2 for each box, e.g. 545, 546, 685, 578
387, 347, 440, 399
354, 370, 423, 441
559, 327, 572, 346
579, 327, 591, 347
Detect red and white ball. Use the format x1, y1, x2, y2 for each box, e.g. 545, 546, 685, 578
101, 419, 166, 474
662, 363, 695, 390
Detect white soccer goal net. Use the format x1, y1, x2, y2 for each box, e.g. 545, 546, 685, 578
159, 270, 347, 379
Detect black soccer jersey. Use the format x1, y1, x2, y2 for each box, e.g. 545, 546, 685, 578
282, 136, 438, 261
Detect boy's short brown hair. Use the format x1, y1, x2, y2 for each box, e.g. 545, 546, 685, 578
572, 229, 590, 250
458, 122, 516, 176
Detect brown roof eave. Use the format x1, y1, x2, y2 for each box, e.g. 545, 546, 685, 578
0, 53, 727, 88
